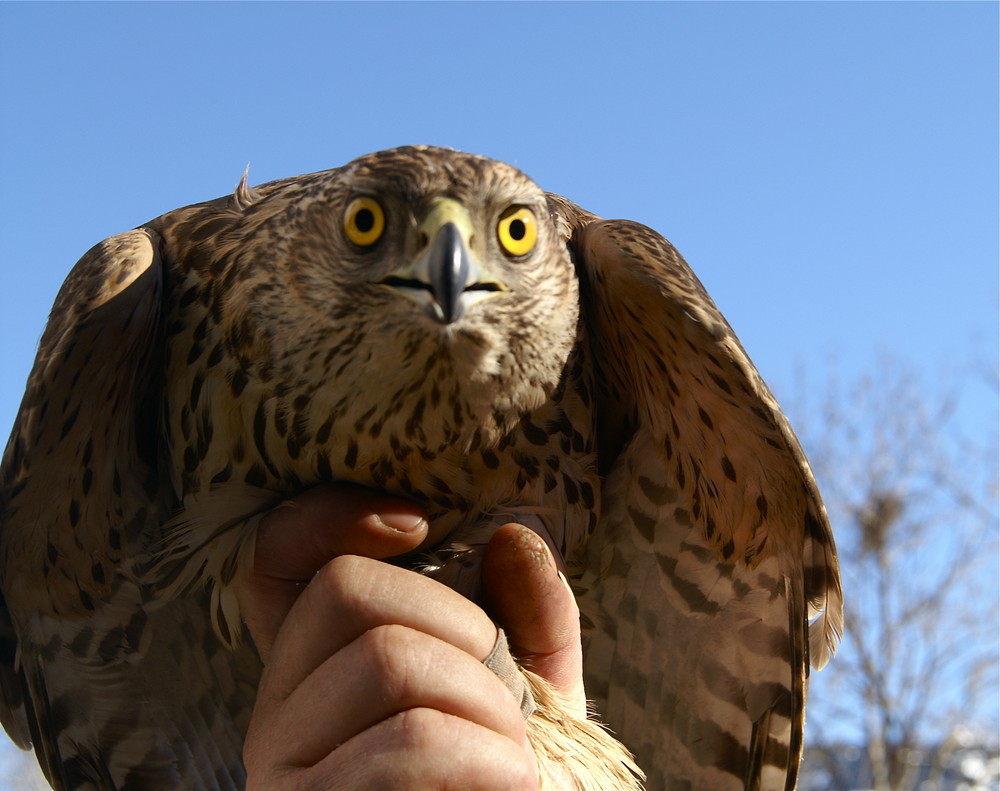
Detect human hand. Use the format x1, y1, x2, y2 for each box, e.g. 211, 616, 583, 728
238, 485, 585, 789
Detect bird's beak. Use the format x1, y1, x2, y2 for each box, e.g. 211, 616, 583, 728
377, 198, 507, 324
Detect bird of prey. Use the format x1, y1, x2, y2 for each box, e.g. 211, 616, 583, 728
0, 146, 842, 790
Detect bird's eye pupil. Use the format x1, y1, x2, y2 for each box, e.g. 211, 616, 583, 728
355, 209, 375, 233
508, 219, 526, 241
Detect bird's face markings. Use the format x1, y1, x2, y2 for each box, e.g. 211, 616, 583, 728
373, 197, 509, 325
324, 148, 562, 330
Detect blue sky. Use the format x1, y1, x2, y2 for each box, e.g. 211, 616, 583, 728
0, 1, 996, 785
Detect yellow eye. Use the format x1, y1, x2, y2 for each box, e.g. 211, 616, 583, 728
497, 206, 537, 257
343, 197, 385, 247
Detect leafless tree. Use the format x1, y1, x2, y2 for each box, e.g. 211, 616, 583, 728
787, 356, 999, 791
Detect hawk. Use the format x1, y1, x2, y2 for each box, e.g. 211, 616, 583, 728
0, 146, 842, 790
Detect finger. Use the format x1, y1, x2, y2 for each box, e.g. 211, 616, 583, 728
258, 556, 498, 713
313, 709, 538, 791
236, 484, 428, 660
482, 523, 585, 707
262, 624, 529, 768
255, 484, 428, 580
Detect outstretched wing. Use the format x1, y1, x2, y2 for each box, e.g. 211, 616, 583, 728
0, 230, 259, 789
550, 194, 842, 790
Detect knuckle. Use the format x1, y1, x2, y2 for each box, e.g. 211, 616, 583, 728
314, 554, 379, 605
390, 707, 452, 750
358, 624, 424, 698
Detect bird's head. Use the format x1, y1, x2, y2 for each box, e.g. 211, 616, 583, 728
207, 146, 581, 451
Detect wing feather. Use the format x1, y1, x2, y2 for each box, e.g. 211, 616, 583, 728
0, 229, 258, 788
0, 229, 170, 783
549, 194, 842, 789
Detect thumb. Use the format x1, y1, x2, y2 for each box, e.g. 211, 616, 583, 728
482, 523, 586, 714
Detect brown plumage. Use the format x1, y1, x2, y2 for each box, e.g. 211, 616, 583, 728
0, 146, 842, 789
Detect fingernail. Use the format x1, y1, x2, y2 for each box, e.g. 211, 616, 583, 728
512, 524, 558, 573
377, 511, 427, 534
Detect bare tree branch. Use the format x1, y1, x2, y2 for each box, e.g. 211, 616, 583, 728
787, 355, 999, 791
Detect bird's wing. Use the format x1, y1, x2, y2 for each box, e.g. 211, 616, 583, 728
548, 194, 842, 791
0, 229, 167, 785
0, 229, 258, 789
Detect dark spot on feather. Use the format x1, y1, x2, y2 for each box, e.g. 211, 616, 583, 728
69, 500, 81, 527
108, 528, 121, 551
316, 415, 333, 445
656, 553, 721, 616
190, 373, 204, 408
354, 404, 378, 434
67, 626, 94, 657
186, 342, 204, 364
124, 609, 147, 649
60, 403, 81, 439
698, 406, 713, 430
210, 463, 232, 484
629, 505, 656, 543
245, 463, 267, 487
721, 455, 736, 482
179, 284, 199, 308
344, 438, 358, 469
82, 467, 93, 495
230, 368, 248, 397
189, 215, 236, 243
47, 542, 58, 565
709, 371, 733, 395
207, 342, 224, 367
91, 562, 105, 584
253, 400, 268, 455
317, 450, 333, 480
638, 475, 669, 505
562, 474, 580, 504
513, 451, 540, 478
274, 405, 289, 438
521, 416, 548, 446
428, 475, 453, 495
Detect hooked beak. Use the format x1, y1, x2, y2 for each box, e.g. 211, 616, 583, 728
376, 198, 507, 324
